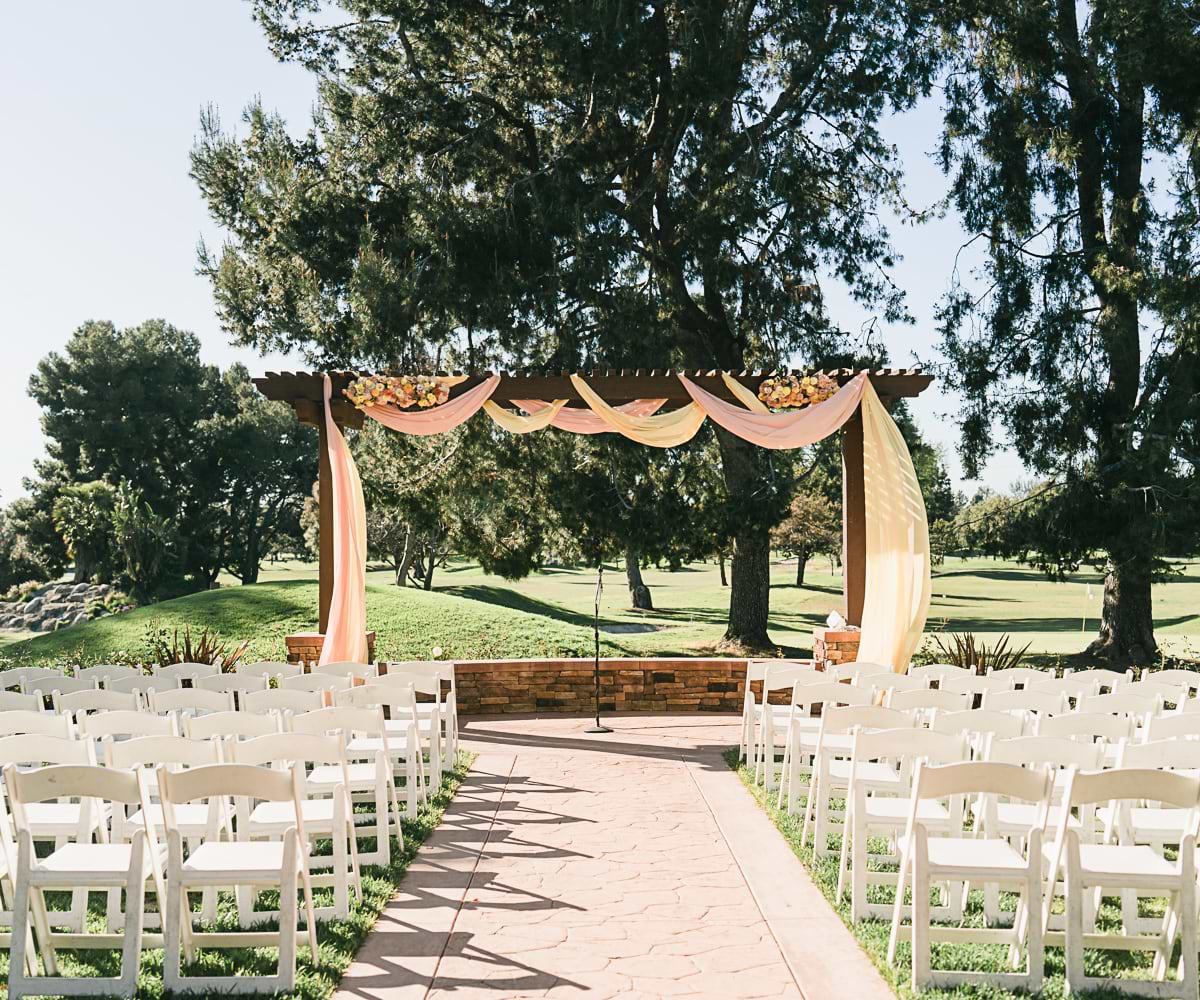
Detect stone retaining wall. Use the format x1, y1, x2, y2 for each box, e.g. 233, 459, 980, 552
453, 657, 802, 715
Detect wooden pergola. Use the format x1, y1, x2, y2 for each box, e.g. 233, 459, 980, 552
254, 368, 934, 636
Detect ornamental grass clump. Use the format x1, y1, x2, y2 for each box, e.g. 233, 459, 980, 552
930, 631, 1030, 675
147, 624, 249, 670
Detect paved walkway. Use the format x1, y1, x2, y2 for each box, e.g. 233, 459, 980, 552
334, 714, 892, 1000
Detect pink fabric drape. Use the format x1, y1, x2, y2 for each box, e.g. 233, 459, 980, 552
677, 373, 867, 449
319, 375, 368, 665
511, 398, 668, 434
363, 375, 500, 435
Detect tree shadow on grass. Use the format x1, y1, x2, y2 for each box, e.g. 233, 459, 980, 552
438, 585, 613, 628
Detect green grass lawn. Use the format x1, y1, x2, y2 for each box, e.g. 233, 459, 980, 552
1, 554, 1196, 666
729, 750, 1171, 1000
0, 752, 472, 1000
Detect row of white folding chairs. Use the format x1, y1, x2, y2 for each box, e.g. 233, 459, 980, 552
3, 757, 337, 997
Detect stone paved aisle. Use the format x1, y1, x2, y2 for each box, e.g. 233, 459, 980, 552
333, 715, 892, 1000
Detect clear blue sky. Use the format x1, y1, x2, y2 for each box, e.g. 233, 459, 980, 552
0, 2, 1023, 503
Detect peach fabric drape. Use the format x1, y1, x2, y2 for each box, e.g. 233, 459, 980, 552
510, 397, 669, 434
363, 375, 500, 435
319, 375, 368, 665
856, 380, 932, 671
570, 375, 706, 447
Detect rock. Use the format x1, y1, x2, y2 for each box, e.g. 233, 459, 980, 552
71, 583, 90, 596
22, 597, 43, 614
71, 612, 88, 626
26, 619, 42, 633
96, 583, 111, 595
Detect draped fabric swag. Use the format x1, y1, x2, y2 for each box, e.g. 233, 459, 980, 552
325, 371, 932, 671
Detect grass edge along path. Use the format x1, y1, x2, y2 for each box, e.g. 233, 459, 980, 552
0, 752, 475, 1000
725, 750, 1157, 1000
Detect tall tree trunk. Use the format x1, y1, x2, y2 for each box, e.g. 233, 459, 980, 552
795, 551, 808, 587
1087, 552, 1157, 665
625, 544, 653, 610
422, 545, 435, 591
718, 551, 728, 587
395, 527, 416, 587
715, 429, 773, 649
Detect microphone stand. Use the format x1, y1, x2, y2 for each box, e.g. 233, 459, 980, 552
585, 562, 612, 734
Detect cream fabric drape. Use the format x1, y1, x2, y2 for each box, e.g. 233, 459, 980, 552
856, 380, 932, 671
483, 399, 568, 433
569, 374, 707, 447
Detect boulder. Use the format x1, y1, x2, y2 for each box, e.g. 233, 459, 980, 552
71, 612, 89, 626
71, 583, 90, 596
22, 597, 43, 614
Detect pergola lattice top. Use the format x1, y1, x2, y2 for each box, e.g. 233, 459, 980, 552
253, 367, 933, 427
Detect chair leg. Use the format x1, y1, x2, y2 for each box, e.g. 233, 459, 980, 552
118, 834, 146, 997
1064, 848, 1085, 993
279, 835, 299, 993
1025, 871, 1044, 993
910, 830, 931, 990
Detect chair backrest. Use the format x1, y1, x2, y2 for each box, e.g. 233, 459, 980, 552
236, 660, 302, 681
153, 661, 219, 684
819, 704, 915, 736
761, 663, 820, 692
930, 708, 1026, 740
385, 659, 455, 682
336, 682, 415, 710
280, 672, 353, 693
851, 726, 970, 768
1077, 690, 1161, 718
987, 735, 1104, 771
1146, 712, 1200, 741
0, 691, 41, 711
226, 731, 345, 769
315, 661, 378, 680
29, 674, 95, 697
157, 762, 300, 809
1065, 766, 1200, 811
873, 672, 932, 693
77, 664, 142, 684
913, 759, 1054, 804
105, 733, 220, 769
149, 688, 234, 715
195, 674, 270, 695
241, 689, 324, 716
291, 705, 386, 739
941, 671, 1015, 696
0, 709, 73, 739
184, 710, 278, 741
378, 667, 441, 698
1027, 675, 1099, 700
79, 709, 176, 740
886, 688, 970, 713
1140, 668, 1200, 694
0, 667, 62, 692
0, 733, 92, 766
908, 662, 969, 684
1124, 679, 1188, 707
1035, 711, 1134, 743
792, 682, 877, 709
988, 666, 1051, 689
103, 673, 158, 695
1064, 667, 1132, 692
4, 763, 142, 814
982, 688, 1068, 716
1117, 738, 1200, 771
828, 660, 893, 683
744, 660, 769, 684
53, 688, 140, 716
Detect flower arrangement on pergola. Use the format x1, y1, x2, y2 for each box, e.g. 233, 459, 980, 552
254, 367, 935, 671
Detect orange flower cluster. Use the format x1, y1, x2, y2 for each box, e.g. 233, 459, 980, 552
344, 374, 451, 409
757, 372, 838, 409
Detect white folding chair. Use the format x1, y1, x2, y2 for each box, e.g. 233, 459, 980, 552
1146, 712, 1200, 741
1035, 711, 1133, 766
1044, 767, 1200, 998
52, 688, 141, 721
888, 761, 1053, 993
987, 666, 1049, 689
148, 688, 234, 718
873, 671, 933, 695
1140, 668, 1200, 698
886, 687, 970, 717
29, 675, 95, 702
291, 707, 408, 865
229, 732, 362, 920
801, 705, 917, 855
982, 688, 1069, 718
358, 670, 448, 785
1125, 679, 1189, 711
103, 734, 223, 929
76, 664, 143, 688
1027, 674, 1099, 705
384, 660, 458, 758
152, 662, 219, 686
929, 708, 1027, 757
0, 667, 63, 695
941, 671, 1015, 706
281, 673, 353, 694
338, 683, 435, 801
1078, 690, 1162, 732
184, 710, 279, 744
836, 727, 970, 921
772, 681, 876, 799
0, 710, 73, 739
158, 763, 317, 996
103, 673, 159, 697
1064, 666, 1132, 693
5, 764, 165, 999
752, 664, 822, 784
236, 660, 302, 682
194, 672, 268, 709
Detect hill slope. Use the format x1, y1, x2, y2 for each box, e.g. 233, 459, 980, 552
1, 581, 621, 666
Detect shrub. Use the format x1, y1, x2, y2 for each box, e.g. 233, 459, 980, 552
929, 631, 1030, 674
145, 624, 249, 670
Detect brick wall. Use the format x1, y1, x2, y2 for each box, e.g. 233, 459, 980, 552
285, 631, 376, 666
811, 628, 861, 666
452, 657, 803, 715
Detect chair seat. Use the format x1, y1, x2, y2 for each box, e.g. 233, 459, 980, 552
346, 737, 413, 758
1068, 843, 1180, 885
250, 798, 339, 829
24, 801, 110, 836
1095, 805, 1191, 838
128, 803, 213, 834
33, 842, 162, 877
182, 841, 299, 880
309, 762, 378, 787
828, 760, 900, 787
902, 836, 1029, 877
864, 797, 950, 824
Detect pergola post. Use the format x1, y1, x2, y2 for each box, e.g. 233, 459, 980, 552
841, 407, 866, 627
317, 416, 333, 633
